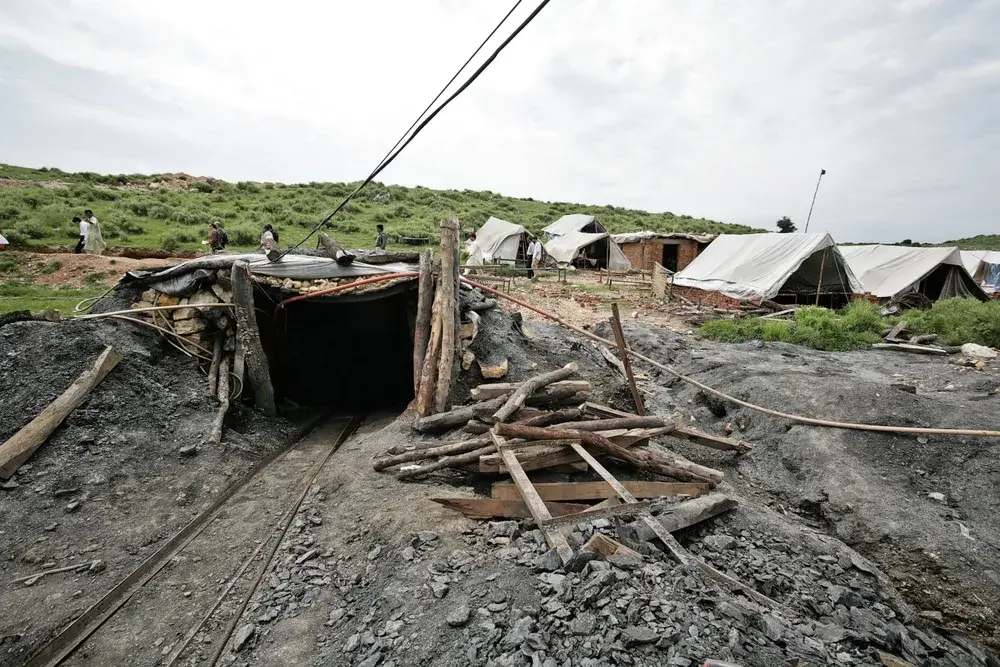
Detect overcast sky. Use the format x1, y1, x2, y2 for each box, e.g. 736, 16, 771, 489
1, 0, 997, 243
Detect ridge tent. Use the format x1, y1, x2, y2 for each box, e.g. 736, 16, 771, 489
474, 217, 528, 264
542, 214, 631, 270
543, 214, 606, 238
841, 245, 988, 301
672, 233, 860, 304
960, 250, 1000, 289
543, 230, 632, 270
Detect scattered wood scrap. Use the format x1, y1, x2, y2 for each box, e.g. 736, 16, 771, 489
670, 423, 753, 453
0, 346, 122, 480
470, 380, 590, 402
492, 362, 580, 423
430, 497, 592, 520
872, 343, 947, 356
491, 480, 709, 502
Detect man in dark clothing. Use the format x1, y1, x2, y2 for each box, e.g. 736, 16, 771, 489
208, 222, 221, 252
375, 224, 388, 250
73, 216, 86, 254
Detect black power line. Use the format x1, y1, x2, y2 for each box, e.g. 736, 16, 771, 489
278, 0, 551, 259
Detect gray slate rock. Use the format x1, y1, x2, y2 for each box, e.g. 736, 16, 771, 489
447, 605, 471, 627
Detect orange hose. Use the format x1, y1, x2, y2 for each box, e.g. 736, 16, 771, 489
280, 272, 419, 306
462, 277, 1000, 438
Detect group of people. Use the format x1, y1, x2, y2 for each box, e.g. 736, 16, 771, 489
74, 209, 106, 255
206, 222, 278, 254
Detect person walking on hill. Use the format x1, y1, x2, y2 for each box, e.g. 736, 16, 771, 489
260, 224, 279, 252
208, 222, 228, 253
83, 211, 106, 256
375, 224, 388, 250
74, 216, 87, 253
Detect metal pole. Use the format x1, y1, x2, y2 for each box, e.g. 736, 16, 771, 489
803, 168, 826, 233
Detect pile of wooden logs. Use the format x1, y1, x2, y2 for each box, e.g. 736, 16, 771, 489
873, 319, 948, 356
414, 217, 462, 417
374, 352, 759, 566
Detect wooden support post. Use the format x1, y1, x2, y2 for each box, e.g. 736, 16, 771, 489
435, 217, 460, 413
231, 261, 276, 417
203, 355, 232, 448
415, 289, 443, 416
815, 248, 826, 306
491, 480, 708, 502
491, 431, 574, 565
317, 232, 356, 265
207, 333, 223, 396
610, 302, 645, 415
413, 251, 434, 395
0, 346, 122, 479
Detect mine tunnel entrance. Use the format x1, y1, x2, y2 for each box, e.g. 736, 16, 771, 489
261, 286, 416, 410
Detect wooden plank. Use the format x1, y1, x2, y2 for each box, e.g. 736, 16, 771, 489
399, 439, 577, 480
430, 497, 591, 520
554, 416, 669, 431
492, 432, 574, 565
479, 441, 584, 473
569, 443, 781, 610
435, 216, 460, 412
567, 442, 691, 561
413, 250, 433, 394
540, 500, 653, 528
492, 480, 709, 502
628, 494, 738, 537
0, 346, 122, 480
470, 380, 590, 401
885, 319, 909, 341
610, 303, 645, 415
582, 532, 643, 561
871, 343, 947, 356
671, 425, 753, 453
582, 402, 637, 419
231, 261, 275, 416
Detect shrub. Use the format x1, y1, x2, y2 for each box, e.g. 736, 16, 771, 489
93, 188, 119, 201
0, 207, 20, 221
373, 212, 389, 223
14, 221, 46, 239
128, 202, 150, 216
149, 204, 174, 219
122, 220, 145, 234
42, 259, 62, 276
161, 235, 180, 252
227, 224, 258, 246
236, 181, 260, 193
262, 201, 285, 214
390, 205, 412, 219
191, 181, 214, 193
907, 298, 1000, 348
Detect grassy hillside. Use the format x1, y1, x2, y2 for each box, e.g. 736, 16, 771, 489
0, 164, 760, 253
938, 235, 1000, 251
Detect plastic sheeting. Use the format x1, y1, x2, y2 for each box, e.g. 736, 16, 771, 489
610, 231, 716, 244
673, 233, 861, 301
543, 231, 632, 270
543, 214, 606, 238
840, 245, 987, 300
475, 217, 526, 263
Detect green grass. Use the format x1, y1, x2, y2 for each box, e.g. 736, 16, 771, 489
700, 298, 1000, 351
0, 163, 762, 254
0, 281, 105, 316
939, 234, 1000, 251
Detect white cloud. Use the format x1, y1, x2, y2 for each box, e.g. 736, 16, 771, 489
1, 0, 998, 242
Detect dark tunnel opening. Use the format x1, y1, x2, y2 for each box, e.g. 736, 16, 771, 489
259, 286, 417, 411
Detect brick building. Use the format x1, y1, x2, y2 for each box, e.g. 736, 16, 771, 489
611, 232, 715, 273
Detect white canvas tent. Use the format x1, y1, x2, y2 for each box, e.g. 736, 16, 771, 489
541, 214, 630, 270
960, 250, 1000, 287
840, 245, 988, 301
475, 217, 527, 263
544, 230, 632, 270
673, 233, 860, 301
543, 214, 606, 238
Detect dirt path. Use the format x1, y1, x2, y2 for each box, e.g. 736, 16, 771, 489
1, 251, 179, 288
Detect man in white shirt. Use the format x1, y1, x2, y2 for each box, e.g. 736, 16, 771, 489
529, 236, 543, 278
74, 216, 87, 254
464, 233, 484, 275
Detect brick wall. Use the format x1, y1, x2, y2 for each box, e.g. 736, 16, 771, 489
676, 243, 700, 271
670, 285, 744, 309
620, 240, 701, 272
